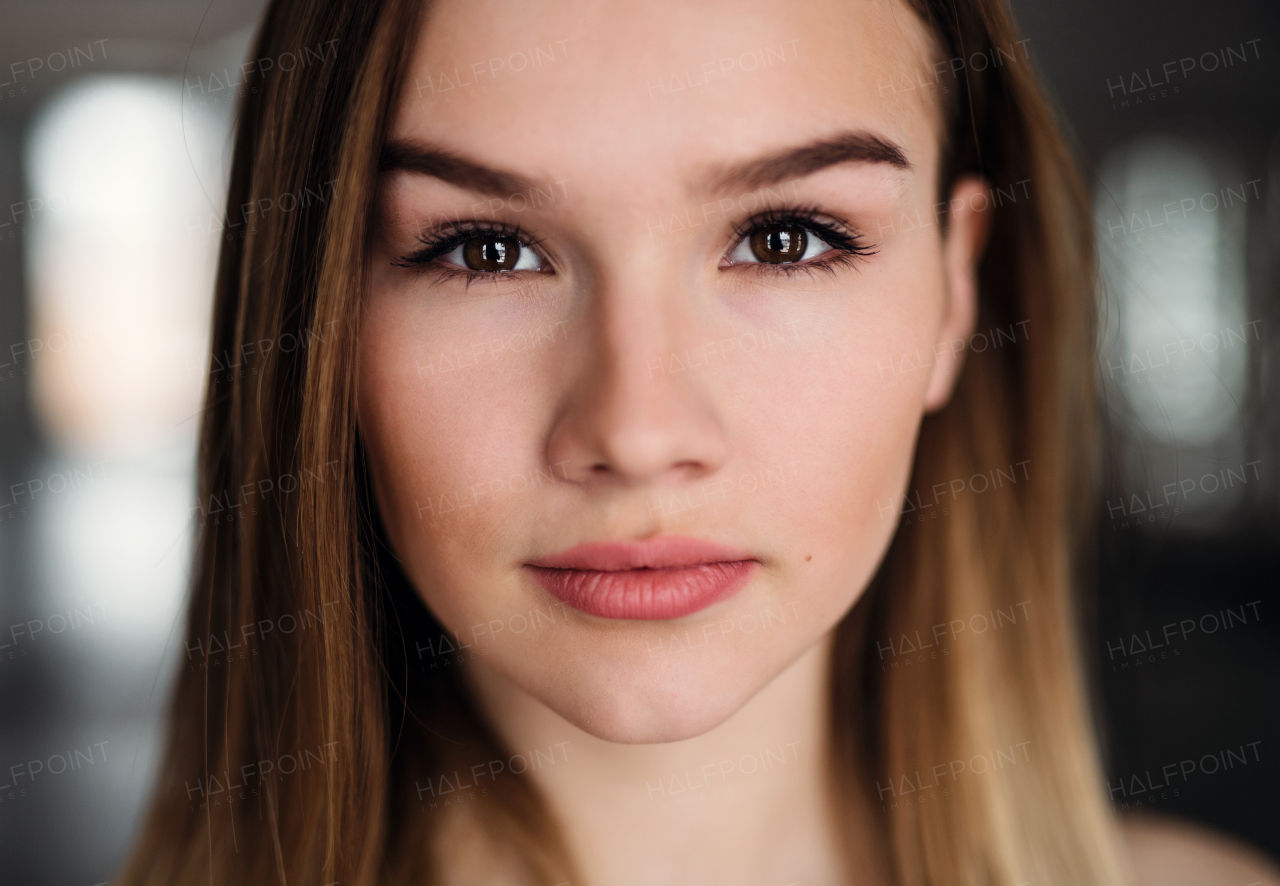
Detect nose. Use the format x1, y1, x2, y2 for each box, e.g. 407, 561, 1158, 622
545, 268, 729, 490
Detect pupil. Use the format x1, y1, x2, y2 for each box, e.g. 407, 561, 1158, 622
463, 236, 520, 271
750, 226, 807, 263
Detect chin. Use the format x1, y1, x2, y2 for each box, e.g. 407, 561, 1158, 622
535, 653, 767, 745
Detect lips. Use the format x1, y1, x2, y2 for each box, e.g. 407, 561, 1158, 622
525, 536, 758, 620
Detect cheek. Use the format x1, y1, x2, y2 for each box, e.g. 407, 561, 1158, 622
731, 250, 946, 561
357, 292, 554, 583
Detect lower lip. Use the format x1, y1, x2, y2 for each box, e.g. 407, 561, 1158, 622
526, 560, 758, 620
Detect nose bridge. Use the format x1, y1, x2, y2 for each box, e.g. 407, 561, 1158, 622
545, 250, 728, 488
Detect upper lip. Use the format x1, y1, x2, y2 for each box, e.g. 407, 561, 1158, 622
527, 536, 755, 571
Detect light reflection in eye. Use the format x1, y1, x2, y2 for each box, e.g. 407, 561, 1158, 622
728, 224, 835, 264
443, 236, 543, 272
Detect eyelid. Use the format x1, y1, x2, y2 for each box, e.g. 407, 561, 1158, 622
721, 206, 872, 266
393, 219, 549, 273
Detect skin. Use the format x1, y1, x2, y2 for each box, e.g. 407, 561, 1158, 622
357, 1, 1280, 883
358, 0, 978, 881
1124, 816, 1280, 886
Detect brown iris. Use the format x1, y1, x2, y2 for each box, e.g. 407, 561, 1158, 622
462, 236, 521, 271
749, 225, 808, 263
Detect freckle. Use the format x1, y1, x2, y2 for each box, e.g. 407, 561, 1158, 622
805, 554, 812, 562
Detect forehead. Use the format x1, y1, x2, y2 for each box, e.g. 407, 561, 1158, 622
391, 0, 943, 195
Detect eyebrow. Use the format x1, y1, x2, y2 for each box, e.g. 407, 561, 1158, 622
708, 130, 911, 194
379, 139, 537, 197
379, 129, 910, 201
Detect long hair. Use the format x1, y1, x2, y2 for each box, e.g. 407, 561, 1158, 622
116, 0, 1128, 883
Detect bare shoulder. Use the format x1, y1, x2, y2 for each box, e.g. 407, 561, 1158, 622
1122, 814, 1280, 886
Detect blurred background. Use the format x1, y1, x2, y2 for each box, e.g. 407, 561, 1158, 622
0, 0, 1276, 881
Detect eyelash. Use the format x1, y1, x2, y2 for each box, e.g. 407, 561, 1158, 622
724, 206, 877, 278
391, 207, 876, 284
392, 219, 548, 287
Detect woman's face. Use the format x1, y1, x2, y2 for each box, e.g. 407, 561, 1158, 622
360, 0, 987, 743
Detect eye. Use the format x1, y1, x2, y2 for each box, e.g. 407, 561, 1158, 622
731, 224, 831, 264
392, 222, 549, 281
722, 209, 873, 271
442, 235, 543, 272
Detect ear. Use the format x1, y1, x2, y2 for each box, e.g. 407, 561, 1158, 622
922, 175, 992, 413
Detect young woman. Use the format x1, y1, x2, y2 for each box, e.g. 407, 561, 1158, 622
118, 0, 1279, 883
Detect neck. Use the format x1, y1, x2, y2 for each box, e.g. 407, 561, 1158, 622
464, 631, 849, 886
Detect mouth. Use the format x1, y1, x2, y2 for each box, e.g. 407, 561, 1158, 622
524, 536, 758, 620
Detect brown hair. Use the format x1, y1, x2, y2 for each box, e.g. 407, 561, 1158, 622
117, 0, 1128, 883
